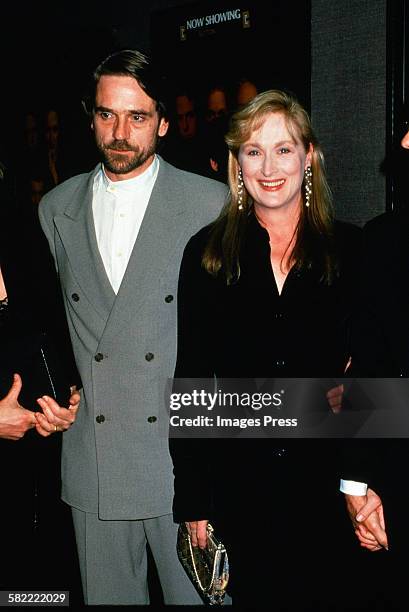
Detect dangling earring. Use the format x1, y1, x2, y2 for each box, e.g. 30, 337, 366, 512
238, 168, 244, 210
304, 165, 312, 207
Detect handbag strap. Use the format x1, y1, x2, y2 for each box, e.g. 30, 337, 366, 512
187, 531, 218, 593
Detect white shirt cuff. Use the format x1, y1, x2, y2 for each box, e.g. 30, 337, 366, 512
339, 479, 368, 495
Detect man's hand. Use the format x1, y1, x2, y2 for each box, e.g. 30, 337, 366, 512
35, 387, 80, 437
326, 357, 352, 413
344, 487, 388, 551
0, 374, 36, 440
186, 520, 208, 549
326, 384, 343, 413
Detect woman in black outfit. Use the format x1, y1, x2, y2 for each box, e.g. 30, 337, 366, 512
0, 161, 82, 596
170, 90, 362, 609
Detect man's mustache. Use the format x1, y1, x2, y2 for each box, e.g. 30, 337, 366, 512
106, 140, 138, 152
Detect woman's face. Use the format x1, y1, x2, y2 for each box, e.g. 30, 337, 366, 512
238, 112, 311, 215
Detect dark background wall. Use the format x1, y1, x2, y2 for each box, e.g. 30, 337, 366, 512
149, 1, 311, 108
312, 0, 387, 225
0, 0, 396, 226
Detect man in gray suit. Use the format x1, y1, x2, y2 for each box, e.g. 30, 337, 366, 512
38, 49, 226, 605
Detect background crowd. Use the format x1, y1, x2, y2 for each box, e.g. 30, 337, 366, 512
4, 74, 260, 221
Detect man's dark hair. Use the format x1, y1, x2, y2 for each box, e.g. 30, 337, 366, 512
82, 49, 168, 120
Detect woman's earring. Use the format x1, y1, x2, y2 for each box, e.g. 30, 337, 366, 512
238, 168, 244, 210
304, 165, 312, 207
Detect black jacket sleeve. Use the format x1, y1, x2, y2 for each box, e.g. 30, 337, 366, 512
169, 227, 218, 523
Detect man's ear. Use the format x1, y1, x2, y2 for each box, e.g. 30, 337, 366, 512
81, 99, 93, 129
158, 118, 169, 137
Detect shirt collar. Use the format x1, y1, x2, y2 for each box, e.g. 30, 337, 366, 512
96, 155, 159, 193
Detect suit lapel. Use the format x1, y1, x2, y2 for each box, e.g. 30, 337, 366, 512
99, 159, 186, 347
54, 166, 116, 321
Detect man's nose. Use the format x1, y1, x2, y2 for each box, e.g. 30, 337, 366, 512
180, 117, 188, 132
113, 116, 130, 141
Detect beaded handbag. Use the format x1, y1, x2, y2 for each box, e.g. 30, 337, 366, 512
176, 522, 229, 606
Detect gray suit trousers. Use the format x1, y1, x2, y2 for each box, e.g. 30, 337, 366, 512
72, 508, 203, 605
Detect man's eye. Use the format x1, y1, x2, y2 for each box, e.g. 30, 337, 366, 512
132, 114, 144, 122
100, 112, 113, 120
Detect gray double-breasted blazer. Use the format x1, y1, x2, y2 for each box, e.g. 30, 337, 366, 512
39, 156, 226, 519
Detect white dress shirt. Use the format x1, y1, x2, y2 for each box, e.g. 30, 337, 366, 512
340, 479, 368, 495
92, 156, 159, 293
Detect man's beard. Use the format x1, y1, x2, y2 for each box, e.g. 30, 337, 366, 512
97, 137, 157, 175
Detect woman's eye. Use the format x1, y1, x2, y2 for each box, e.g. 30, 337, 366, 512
278, 147, 290, 154
247, 149, 259, 156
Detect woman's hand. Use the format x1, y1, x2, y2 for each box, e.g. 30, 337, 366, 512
0, 373, 36, 440
186, 520, 208, 549
35, 387, 80, 437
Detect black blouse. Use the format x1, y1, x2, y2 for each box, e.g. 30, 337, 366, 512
175, 213, 362, 379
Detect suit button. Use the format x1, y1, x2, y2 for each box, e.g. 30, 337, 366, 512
145, 352, 154, 362
96, 415, 105, 423
147, 416, 157, 423
274, 312, 283, 319
165, 295, 174, 303
95, 353, 104, 362
275, 360, 285, 367
72, 293, 80, 302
